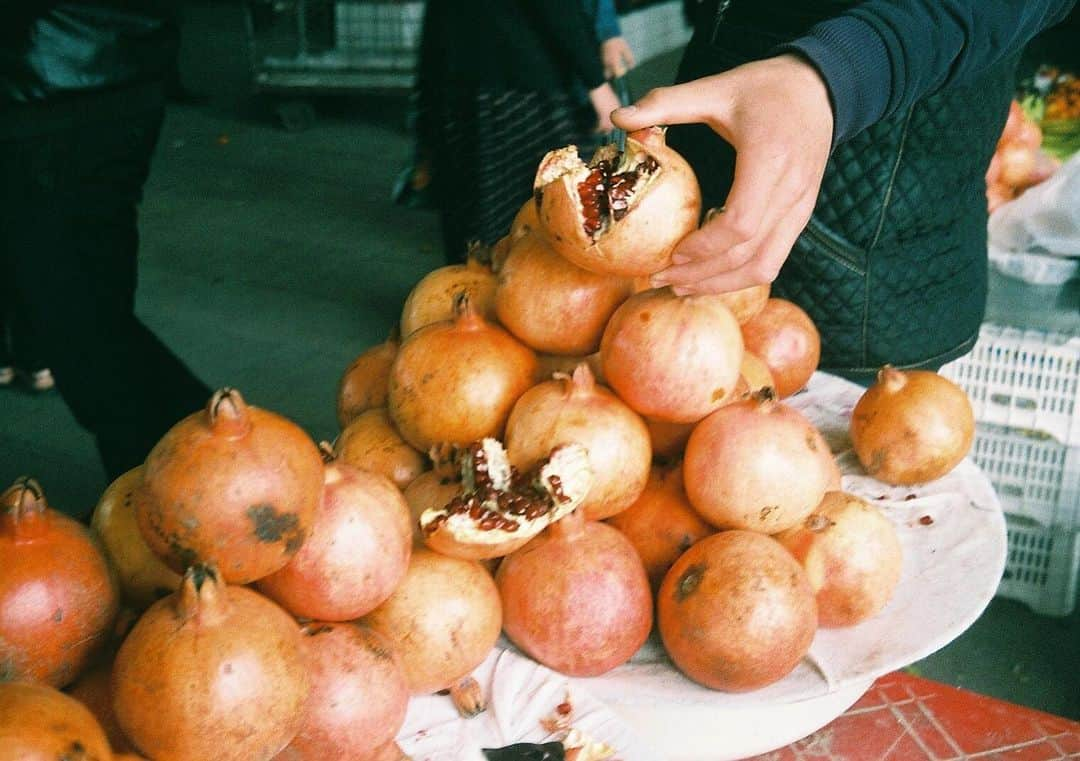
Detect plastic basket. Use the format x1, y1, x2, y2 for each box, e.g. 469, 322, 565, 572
998, 515, 1080, 617
968, 423, 1080, 616
940, 323, 1080, 446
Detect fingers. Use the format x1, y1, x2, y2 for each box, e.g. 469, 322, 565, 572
611, 77, 729, 133
659, 189, 818, 295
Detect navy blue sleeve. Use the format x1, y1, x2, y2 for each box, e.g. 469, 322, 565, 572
779, 0, 1077, 146
594, 0, 622, 42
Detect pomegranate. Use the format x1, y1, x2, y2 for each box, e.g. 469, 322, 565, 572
850, 366, 975, 485
135, 388, 323, 584
494, 231, 634, 355
510, 197, 540, 240
739, 351, 775, 395
645, 418, 695, 462
389, 293, 538, 452
337, 332, 399, 429
497, 509, 653, 677
606, 465, 715, 592
600, 287, 744, 423
276, 622, 409, 760
740, 298, 820, 398
717, 283, 771, 324
658, 531, 818, 691
535, 351, 605, 384
683, 390, 834, 533
399, 247, 497, 338
333, 407, 427, 491
112, 564, 308, 761
67, 659, 135, 754
534, 127, 701, 277
1, 478, 118, 688
257, 447, 412, 621
91, 466, 181, 610
775, 491, 903, 627
505, 363, 651, 520
362, 547, 502, 696
418, 438, 593, 560
0, 681, 112, 760
404, 468, 463, 544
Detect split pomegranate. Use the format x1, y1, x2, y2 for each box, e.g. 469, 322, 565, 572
91, 466, 181, 611
399, 247, 497, 338
403, 467, 463, 544
775, 491, 903, 627
497, 509, 653, 677
494, 231, 634, 355
683, 390, 834, 533
658, 530, 818, 691
135, 388, 323, 584
419, 438, 594, 560
362, 547, 502, 697
606, 465, 715, 592
739, 298, 821, 398
0, 681, 112, 760
850, 366, 975, 485
257, 447, 412, 621
504, 363, 651, 520
1, 477, 118, 688
534, 127, 701, 277
389, 292, 538, 452
275, 622, 409, 761
600, 287, 744, 423
112, 564, 308, 761
336, 332, 399, 429
333, 407, 427, 490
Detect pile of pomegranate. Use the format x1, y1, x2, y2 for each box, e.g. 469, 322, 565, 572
1, 129, 978, 759
986, 99, 1060, 212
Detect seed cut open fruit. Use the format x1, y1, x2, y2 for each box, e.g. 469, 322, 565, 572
419, 438, 593, 560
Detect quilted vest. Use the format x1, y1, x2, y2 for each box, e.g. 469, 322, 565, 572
669, 9, 1015, 383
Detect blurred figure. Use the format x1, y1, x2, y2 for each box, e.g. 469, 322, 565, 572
0, 2, 212, 480
417, 0, 621, 262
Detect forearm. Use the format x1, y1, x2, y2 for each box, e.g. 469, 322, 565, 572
594, 0, 621, 42
782, 0, 1077, 145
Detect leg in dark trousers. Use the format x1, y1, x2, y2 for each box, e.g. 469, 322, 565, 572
0, 106, 211, 480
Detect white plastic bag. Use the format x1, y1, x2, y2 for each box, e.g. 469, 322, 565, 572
988, 153, 1080, 284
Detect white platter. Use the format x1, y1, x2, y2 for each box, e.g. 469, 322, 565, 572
398, 373, 1008, 761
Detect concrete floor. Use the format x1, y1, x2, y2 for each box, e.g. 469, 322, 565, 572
1, 0, 1077, 725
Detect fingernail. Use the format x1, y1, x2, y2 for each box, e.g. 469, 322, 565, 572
613, 105, 637, 116
672, 286, 693, 297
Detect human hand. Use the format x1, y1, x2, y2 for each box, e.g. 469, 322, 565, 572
589, 82, 622, 134
611, 54, 834, 295
601, 36, 636, 79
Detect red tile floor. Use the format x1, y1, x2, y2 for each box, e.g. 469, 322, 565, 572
750, 672, 1080, 760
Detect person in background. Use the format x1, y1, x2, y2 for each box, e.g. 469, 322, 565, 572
417, 0, 622, 263
0, 2, 212, 481
0, 307, 55, 392
592, 0, 636, 81
613, 0, 1076, 382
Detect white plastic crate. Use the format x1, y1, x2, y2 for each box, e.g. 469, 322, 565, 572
998, 515, 1080, 617
968, 423, 1080, 616
940, 323, 1080, 446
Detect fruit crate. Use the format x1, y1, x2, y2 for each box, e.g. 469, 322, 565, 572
940, 323, 1080, 446
968, 423, 1080, 616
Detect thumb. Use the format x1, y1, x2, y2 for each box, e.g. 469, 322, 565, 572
611, 77, 730, 132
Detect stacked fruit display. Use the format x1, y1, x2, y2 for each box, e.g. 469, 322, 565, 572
1, 128, 978, 760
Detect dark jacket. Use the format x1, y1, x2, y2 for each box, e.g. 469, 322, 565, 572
0, 1, 178, 138
673, 0, 1075, 380
418, 0, 606, 94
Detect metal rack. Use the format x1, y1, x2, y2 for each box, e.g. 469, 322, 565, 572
244, 0, 424, 128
